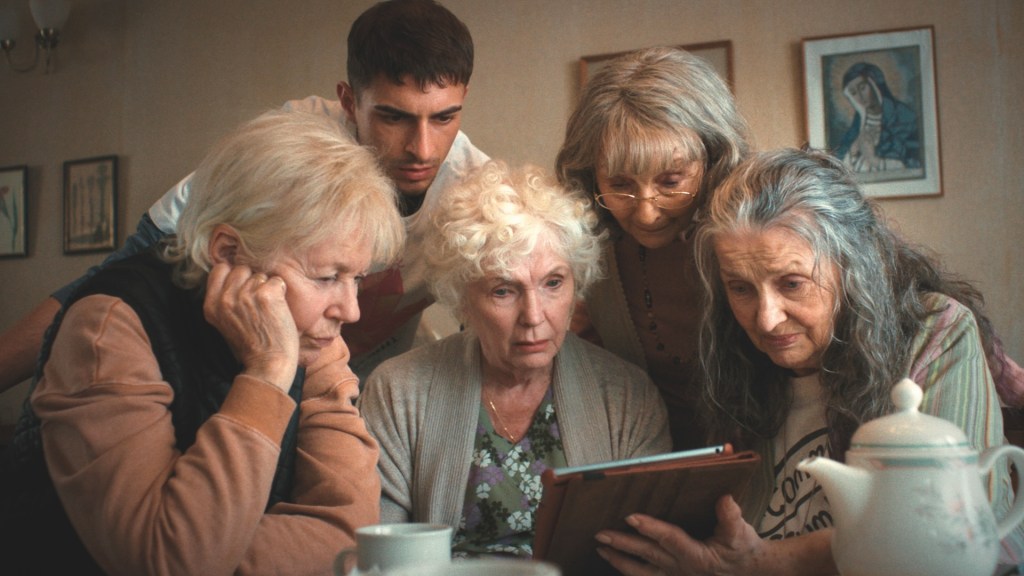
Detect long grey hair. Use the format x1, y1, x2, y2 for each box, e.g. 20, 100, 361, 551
694, 148, 999, 458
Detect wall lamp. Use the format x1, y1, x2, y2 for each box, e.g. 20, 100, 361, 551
0, 0, 71, 74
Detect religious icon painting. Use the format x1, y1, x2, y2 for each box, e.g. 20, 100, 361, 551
803, 27, 941, 198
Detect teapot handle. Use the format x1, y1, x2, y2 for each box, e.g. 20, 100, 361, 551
979, 443, 1024, 539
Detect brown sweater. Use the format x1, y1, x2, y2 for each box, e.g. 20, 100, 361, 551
32, 294, 380, 576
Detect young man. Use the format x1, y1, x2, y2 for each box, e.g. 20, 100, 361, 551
0, 0, 488, 387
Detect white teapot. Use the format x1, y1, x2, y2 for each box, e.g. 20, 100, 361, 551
798, 378, 1024, 576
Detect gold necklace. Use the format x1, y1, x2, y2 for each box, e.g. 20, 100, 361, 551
485, 393, 518, 443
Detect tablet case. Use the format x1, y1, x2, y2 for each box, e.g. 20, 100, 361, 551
532, 446, 760, 576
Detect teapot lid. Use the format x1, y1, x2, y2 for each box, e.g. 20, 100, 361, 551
849, 378, 970, 451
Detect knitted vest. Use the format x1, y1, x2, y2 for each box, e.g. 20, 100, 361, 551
0, 250, 303, 572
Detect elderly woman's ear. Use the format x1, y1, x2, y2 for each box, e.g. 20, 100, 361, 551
209, 224, 242, 265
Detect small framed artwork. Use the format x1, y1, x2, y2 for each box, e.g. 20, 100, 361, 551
579, 40, 734, 92
0, 164, 28, 258
63, 155, 118, 254
802, 26, 941, 199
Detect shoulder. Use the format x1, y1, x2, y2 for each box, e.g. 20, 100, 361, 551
62, 252, 175, 346
71, 254, 183, 326
443, 131, 490, 173
560, 333, 653, 389
908, 292, 983, 378
918, 292, 977, 338
61, 293, 146, 338
43, 294, 158, 396
359, 332, 472, 424
364, 332, 469, 391
555, 335, 670, 454
884, 95, 917, 115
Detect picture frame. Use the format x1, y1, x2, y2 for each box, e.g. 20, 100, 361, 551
579, 40, 734, 92
63, 155, 118, 254
0, 164, 28, 258
802, 26, 941, 199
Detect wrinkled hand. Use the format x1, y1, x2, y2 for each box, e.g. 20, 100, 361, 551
204, 262, 297, 391
594, 495, 765, 576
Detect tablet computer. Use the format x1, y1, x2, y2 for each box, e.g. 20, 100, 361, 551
533, 444, 760, 576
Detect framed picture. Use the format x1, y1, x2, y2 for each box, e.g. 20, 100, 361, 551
63, 155, 118, 254
0, 164, 28, 258
579, 40, 734, 92
802, 26, 941, 199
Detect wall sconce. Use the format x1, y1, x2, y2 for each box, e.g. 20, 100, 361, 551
0, 0, 71, 74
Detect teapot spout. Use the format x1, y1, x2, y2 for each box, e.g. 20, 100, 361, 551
797, 456, 872, 529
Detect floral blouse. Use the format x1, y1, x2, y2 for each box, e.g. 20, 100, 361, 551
452, 388, 566, 558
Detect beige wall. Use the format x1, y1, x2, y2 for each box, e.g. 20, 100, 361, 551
1, 0, 1021, 423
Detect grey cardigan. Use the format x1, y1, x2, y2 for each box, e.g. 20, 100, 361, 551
359, 330, 671, 528
586, 243, 647, 369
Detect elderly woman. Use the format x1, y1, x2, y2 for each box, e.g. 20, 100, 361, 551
359, 160, 670, 557
555, 46, 1024, 450
0, 111, 404, 575
555, 46, 752, 449
595, 148, 1024, 574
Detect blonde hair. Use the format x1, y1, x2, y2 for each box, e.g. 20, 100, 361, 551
424, 161, 605, 319
164, 110, 404, 288
556, 46, 751, 215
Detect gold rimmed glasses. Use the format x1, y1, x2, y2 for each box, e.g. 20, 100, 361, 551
595, 190, 695, 212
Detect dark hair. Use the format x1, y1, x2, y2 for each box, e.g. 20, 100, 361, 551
347, 0, 474, 93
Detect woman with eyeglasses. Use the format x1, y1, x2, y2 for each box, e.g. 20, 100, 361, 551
555, 46, 752, 450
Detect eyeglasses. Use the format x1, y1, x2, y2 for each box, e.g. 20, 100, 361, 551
595, 190, 695, 212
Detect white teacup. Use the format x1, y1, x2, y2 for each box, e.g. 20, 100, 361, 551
334, 523, 452, 575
